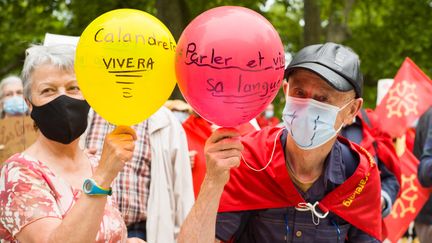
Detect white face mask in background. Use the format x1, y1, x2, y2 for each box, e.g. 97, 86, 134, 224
282, 96, 352, 150
173, 111, 189, 123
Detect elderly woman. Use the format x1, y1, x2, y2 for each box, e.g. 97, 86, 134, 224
0, 44, 143, 243
0, 75, 28, 118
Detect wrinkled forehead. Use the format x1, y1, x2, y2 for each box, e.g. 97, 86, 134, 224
31, 63, 75, 81
3, 82, 23, 92
287, 69, 356, 101
288, 69, 336, 92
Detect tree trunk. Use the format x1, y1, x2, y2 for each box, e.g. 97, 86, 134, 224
326, 0, 355, 43
155, 0, 190, 99
303, 0, 322, 46
155, 0, 190, 40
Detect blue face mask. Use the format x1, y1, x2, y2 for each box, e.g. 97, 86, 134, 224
3, 96, 28, 115
282, 96, 352, 150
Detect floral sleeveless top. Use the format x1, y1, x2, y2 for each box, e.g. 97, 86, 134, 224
0, 153, 127, 242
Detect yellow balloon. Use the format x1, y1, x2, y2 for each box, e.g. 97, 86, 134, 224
75, 9, 176, 125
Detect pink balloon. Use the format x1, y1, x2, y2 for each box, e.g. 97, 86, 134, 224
176, 6, 285, 127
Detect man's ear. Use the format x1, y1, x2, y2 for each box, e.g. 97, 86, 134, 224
344, 98, 363, 125
283, 81, 289, 95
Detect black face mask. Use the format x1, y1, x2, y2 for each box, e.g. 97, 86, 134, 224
31, 95, 90, 144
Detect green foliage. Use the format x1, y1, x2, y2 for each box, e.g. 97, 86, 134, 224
0, 1, 158, 79
2, 0, 432, 111
185, 0, 266, 19
67, 0, 156, 35
263, 1, 303, 52
345, 0, 432, 108
261, 0, 432, 109
0, 0, 69, 77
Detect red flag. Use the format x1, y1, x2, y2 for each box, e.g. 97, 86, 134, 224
374, 58, 432, 137
383, 150, 430, 242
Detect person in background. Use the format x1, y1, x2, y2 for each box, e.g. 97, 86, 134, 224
164, 99, 192, 123
0, 44, 144, 242
85, 105, 194, 242
341, 109, 401, 220
0, 75, 28, 118
182, 112, 212, 198
183, 111, 259, 198
256, 103, 280, 128
178, 42, 382, 242
414, 106, 432, 242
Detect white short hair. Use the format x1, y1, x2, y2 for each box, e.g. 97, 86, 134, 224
0, 75, 23, 99
22, 44, 76, 101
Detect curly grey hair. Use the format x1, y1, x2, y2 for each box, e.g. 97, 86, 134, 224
22, 44, 76, 101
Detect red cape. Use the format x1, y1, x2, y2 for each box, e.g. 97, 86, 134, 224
219, 127, 382, 241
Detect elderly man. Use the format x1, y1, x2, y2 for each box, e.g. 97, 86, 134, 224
179, 43, 381, 243
0, 75, 28, 118
414, 107, 432, 242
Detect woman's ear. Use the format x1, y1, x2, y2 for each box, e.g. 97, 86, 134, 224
25, 98, 32, 113
283, 81, 289, 95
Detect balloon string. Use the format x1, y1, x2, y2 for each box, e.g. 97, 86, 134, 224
241, 128, 284, 172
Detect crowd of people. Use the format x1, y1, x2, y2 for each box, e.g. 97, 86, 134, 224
0, 40, 430, 243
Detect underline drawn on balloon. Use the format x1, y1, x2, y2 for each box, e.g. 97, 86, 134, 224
115, 81, 134, 98
184, 61, 274, 72
122, 87, 133, 98
115, 74, 143, 77
235, 101, 269, 110
235, 106, 265, 110
211, 92, 260, 98
116, 81, 135, 84
234, 102, 267, 110
222, 97, 270, 104
108, 70, 147, 73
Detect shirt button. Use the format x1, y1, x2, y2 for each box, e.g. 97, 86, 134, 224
296, 230, 302, 238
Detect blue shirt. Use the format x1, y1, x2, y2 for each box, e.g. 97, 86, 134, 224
215, 130, 379, 242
